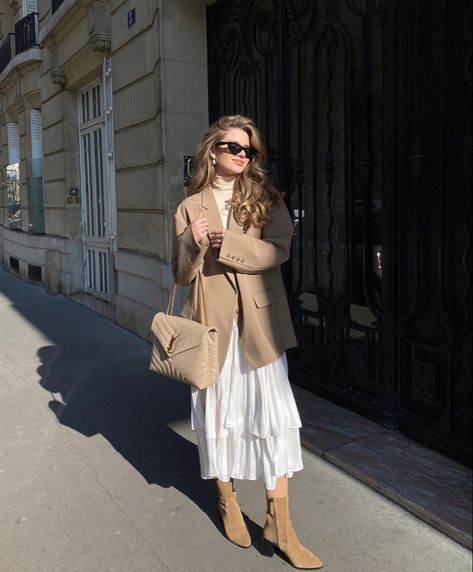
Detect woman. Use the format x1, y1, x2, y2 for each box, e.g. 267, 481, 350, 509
173, 115, 323, 569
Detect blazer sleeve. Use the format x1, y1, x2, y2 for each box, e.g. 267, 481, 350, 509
173, 202, 210, 285
217, 200, 293, 274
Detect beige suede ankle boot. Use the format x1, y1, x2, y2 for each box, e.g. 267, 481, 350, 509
215, 479, 251, 548
263, 496, 323, 569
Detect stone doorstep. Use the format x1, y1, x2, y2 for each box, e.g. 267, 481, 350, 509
292, 385, 473, 551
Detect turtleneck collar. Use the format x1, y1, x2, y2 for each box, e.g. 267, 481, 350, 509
211, 174, 236, 192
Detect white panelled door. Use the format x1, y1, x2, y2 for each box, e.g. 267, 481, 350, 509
78, 58, 117, 300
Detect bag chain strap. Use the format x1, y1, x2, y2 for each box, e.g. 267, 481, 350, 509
166, 272, 207, 327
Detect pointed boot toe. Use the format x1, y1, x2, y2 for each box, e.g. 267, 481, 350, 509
263, 496, 323, 570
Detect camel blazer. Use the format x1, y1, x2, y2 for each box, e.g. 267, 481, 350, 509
173, 185, 298, 373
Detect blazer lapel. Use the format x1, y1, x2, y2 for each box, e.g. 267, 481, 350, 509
200, 186, 224, 231
200, 186, 238, 292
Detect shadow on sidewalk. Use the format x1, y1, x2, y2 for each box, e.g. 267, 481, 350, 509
0, 271, 266, 550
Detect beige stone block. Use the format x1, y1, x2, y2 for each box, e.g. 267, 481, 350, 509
45, 208, 67, 237
21, 66, 42, 101
40, 44, 51, 75
112, 34, 148, 91
45, 250, 61, 294
162, 0, 207, 65
115, 115, 163, 170
2, 89, 17, 116
111, 30, 158, 92
61, 90, 80, 122
111, 0, 127, 13
162, 59, 208, 115
116, 210, 167, 258
42, 94, 64, 127
113, 72, 160, 131
63, 119, 81, 190
111, 0, 158, 52
66, 205, 82, 240
43, 122, 65, 155
64, 53, 103, 92
114, 248, 169, 282
117, 270, 162, 310
116, 164, 165, 210
40, 70, 63, 103
56, 17, 90, 70
43, 151, 66, 182
44, 181, 66, 209
38, 0, 49, 19
116, 293, 156, 342
163, 111, 208, 214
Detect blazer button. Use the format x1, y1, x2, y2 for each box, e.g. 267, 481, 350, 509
231, 255, 236, 260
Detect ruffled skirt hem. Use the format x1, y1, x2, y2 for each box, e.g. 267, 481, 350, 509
191, 321, 304, 490
194, 427, 304, 490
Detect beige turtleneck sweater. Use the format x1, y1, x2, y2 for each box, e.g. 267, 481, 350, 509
211, 175, 235, 229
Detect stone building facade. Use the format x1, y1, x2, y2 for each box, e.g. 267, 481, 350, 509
0, 0, 210, 339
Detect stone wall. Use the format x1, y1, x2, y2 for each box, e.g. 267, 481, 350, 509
111, 0, 209, 337
1, 0, 211, 341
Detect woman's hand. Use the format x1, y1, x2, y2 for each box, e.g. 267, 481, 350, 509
209, 229, 225, 249
191, 213, 209, 243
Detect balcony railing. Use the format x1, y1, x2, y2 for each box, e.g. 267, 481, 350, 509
52, 0, 65, 14
0, 34, 14, 75
15, 12, 39, 55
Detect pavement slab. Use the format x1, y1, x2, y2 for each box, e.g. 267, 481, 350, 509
0, 268, 472, 572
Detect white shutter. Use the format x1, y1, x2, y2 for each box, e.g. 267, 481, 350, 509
31, 110, 42, 159
31, 109, 43, 177
7, 123, 20, 165
22, 0, 37, 16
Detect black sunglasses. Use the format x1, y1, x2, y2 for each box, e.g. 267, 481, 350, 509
215, 141, 258, 160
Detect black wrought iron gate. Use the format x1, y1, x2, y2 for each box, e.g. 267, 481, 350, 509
207, 0, 472, 465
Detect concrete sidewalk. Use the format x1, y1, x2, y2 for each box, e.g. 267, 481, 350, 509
0, 267, 471, 572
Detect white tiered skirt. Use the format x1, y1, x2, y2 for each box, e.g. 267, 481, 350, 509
191, 321, 304, 490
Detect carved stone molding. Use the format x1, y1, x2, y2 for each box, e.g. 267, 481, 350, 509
47, 44, 67, 87
15, 95, 25, 113
88, 1, 111, 53
0, 111, 6, 127
91, 38, 111, 52
50, 69, 67, 85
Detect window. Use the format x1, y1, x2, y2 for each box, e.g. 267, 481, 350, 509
6, 122, 21, 229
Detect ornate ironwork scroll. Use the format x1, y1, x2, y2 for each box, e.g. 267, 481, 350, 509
207, 0, 473, 465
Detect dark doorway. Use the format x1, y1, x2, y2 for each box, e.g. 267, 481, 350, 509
207, 0, 472, 466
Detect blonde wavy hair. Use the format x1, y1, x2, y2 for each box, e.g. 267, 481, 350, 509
187, 115, 281, 229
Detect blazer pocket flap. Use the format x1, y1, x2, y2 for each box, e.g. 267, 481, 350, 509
151, 313, 217, 357
253, 288, 277, 308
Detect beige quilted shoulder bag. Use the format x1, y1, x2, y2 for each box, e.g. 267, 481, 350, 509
149, 273, 219, 389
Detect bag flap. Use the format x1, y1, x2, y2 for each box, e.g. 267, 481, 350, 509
151, 313, 217, 357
